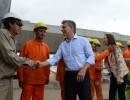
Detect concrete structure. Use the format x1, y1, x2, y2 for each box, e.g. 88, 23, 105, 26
16, 21, 130, 53
0, 0, 11, 28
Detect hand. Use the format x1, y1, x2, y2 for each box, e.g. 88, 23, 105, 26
32, 61, 40, 69
95, 67, 102, 71
45, 80, 49, 85
77, 68, 87, 82
117, 81, 123, 85
38, 61, 50, 68
18, 81, 24, 89
107, 45, 115, 52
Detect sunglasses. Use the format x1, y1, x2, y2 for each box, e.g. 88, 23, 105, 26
15, 20, 23, 27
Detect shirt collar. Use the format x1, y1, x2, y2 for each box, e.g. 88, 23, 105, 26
66, 34, 78, 42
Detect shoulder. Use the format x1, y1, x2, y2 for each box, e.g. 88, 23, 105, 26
42, 42, 49, 48
0, 29, 9, 36
25, 39, 34, 44
76, 36, 88, 43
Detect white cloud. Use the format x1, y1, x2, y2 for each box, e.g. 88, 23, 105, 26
10, 0, 130, 36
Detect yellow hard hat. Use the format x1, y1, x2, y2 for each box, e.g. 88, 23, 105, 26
127, 40, 130, 46
93, 39, 101, 46
116, 42, 124, 48
87, 38, 93, 43
34, 22, 48, 30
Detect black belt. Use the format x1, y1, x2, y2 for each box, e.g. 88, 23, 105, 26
66, 71, 79, 74
1, 75, 13, 80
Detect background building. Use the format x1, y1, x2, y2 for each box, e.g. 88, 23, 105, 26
0, 0, 11, 28
16, 21, 130, 53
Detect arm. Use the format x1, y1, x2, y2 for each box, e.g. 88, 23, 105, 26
39, 43, 63, 67
0, 32, 35, 67
84, 39, 95, 65
77, 39, 94, 82
95, 50, 109, 61
95, 45, 115, 61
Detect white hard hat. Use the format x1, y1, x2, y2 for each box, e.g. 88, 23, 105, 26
2, 12, 21, 23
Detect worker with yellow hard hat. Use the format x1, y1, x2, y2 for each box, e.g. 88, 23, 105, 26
89, 38, 103, 100
17, 22, 50, 100
123, 40, 130, 100
93, 39, 101, 47
87, 37, 93, 43
34, 22, 48, 31
116, 42, 124, 48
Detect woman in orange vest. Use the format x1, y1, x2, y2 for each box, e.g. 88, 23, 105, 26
17, 22, 50, 100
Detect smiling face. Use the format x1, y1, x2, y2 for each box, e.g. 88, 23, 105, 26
102, 35, 108, 46
35, 28, 46, 40
61, 22, 74, 39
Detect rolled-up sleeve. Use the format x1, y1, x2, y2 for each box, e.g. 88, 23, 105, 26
84, 39, 95, 65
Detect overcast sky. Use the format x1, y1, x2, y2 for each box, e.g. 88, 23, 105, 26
11, 0, 130, 36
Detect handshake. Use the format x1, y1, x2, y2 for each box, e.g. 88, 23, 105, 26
32, 61, 49, 69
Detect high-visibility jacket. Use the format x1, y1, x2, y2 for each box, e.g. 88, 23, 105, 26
56, 58, 66, 82
95, 53, 102, 79
89, 50, 109, 80
89, 65, 95, 80
123, 49, 130, 68
95, 50, 109, 61
17, 39, 50, 84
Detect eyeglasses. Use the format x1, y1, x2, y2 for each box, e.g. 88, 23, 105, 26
15, 20, 23, 27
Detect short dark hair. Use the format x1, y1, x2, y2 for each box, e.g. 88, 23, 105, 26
105, 34, 116, 45
61, 20, 76, 33
3, 17, 22, 30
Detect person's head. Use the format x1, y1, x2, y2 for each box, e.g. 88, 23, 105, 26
34, 22, 48, 40
116, 42, 124, 49
61, 20, 76, 39
2, 12, 22, 36
93, 39, 101, 51
87, 37, 94, 49
127, 40, 130, 49
102, 34, 116, 46
87, 37, 93, 44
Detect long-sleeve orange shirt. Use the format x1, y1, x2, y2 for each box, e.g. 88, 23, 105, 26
56, 58, 66, 82
89, 50, 109, 80
123, 49, 130, 68
17, 39, 50, 84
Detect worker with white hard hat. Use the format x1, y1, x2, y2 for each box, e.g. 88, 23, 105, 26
0, 12, 37, 100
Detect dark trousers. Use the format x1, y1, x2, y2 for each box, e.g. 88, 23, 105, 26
65, 70, 91, 100
109, 73, 128, 100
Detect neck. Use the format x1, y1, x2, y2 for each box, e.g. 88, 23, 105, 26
8, 29, 15, 38
35, 38, 43, 43
67, 33, 75, 40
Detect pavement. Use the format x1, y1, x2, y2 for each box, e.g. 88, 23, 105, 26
13, 71, 110, 100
